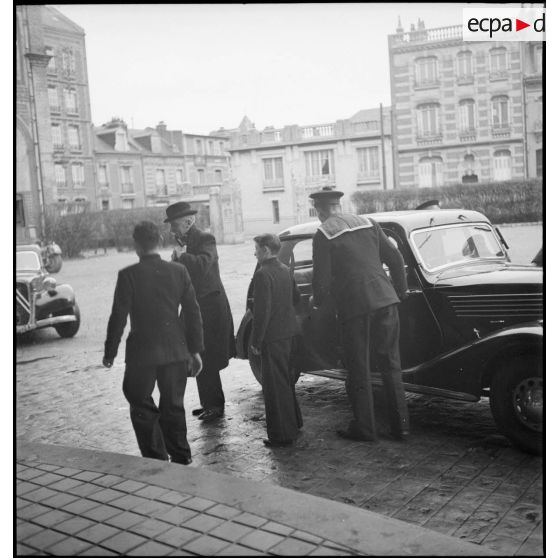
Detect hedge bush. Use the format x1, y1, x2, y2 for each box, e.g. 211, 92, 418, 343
44, 203, 210, 258
351, 179, 543, 224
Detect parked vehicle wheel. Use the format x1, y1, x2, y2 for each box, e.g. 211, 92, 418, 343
54, 303, 80, 338
490, 354, 542, 455
46, 254, 63, 273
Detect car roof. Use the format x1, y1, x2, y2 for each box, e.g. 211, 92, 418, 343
279, 209, 491, 238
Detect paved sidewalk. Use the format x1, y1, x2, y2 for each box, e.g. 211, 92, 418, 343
16, 441, 496, 556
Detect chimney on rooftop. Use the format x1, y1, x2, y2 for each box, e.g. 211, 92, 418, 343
156, 121, 167, 133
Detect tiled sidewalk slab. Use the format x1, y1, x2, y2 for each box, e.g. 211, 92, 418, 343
17, 440, 497, 556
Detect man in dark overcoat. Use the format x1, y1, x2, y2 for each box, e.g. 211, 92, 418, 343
103, 221, 204, 464
166, 201, 236, 422
310, 187, 410, 442
250, 233, 302, 447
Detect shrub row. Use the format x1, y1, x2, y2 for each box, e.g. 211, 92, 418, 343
351, 179, 543, 224
44, 203, 210, 258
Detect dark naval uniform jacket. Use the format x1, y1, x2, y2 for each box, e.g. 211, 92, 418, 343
252, 257, 300, 350
312, 213, 408, 321
175, 225, 236, 370
104, 254, 204, 366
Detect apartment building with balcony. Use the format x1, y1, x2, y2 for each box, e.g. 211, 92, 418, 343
225, 110, 393, 235
388, 19, 543, 189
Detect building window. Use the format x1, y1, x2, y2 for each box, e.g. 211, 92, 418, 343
493, 150, 512, 181
418, 156, 443, 188
68, 125, 81, 150
272, 200, 280, 224
195, 139, 203, 155
534, 44, 543, 73
115, 130, 128, 151
219, 141, 225, 154
456, 51, 473, 78
197, 169, 205, 185
304, 150, 334, 178
208, 141, 214, 155
61, 48, 76, 76
176, 168, 184, 184
155, 169, 167, 195
120, 166, 134, 193
462, 154, 478, 184
536, 149, 543, 177
45, 47, 56, 73
241, 135, 248, 145
51, 124, 63, 148
357, 147, 379, 178
54, 163, 66, 187
458, 99, 475, 132
122, 198, 134, 210
415, 56, 438, 85
16, 195, 25, 226
263, 157, 284, 182
214, 169, 222, 183
98, 164, 108, 186
101, 199, 110, 211
64, 88, 78, 113
491, 96, 510, 129
71, 163, 85, 187
416, 103, 440, 137
489, 47, 507, 73
48, 86, 60, 111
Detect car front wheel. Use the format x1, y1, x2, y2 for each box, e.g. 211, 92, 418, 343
490, 354, 542, 455
54, 303, 81, 338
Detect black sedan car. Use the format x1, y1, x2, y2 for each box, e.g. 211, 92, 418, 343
236, 209, 543, 454
16, 244, 80, 338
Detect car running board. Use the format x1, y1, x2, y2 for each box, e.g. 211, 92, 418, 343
302, 369, 479, 402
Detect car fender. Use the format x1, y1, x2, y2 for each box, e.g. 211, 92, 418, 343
405, 321, 543, 395
35, 283, 77, 320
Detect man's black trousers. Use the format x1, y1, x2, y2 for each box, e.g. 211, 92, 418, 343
341, 304, 409, 440
261, 338, 303, 443
123, 360, 191, 463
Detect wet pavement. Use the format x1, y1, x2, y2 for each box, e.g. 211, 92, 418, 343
16, 224, 543, 555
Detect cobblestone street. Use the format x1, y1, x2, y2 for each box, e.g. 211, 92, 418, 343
16, 224, 543, 555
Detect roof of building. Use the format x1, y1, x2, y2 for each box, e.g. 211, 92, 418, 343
350, 108, 386, 122
42, 6, 84, 34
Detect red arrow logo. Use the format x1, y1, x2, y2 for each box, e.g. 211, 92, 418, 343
516, 18, 530, 31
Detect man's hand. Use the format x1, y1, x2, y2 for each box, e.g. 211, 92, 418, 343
250, 345, 261, 356
172, 246, 187, 262
398, 290, 410, 301
102, 358, 113, 368
192, 353, 203, 377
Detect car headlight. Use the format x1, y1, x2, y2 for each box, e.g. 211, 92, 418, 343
43, 277, 57, 292
30, 276, 43, 291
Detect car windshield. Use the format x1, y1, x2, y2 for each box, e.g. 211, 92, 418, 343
17, 251, 41, 271
411, 223, 505, 271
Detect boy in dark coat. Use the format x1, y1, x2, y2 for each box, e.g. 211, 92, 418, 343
251, 234, 302, 447
103, 221, 204, 465
166, 201, 236, 423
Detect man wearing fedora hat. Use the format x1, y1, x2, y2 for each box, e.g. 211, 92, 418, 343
309, 187, 410, 442
165, 201, 236, 422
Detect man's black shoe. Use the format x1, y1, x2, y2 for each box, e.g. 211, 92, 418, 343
192, 408, 204, 416
199, 408, 224, 422
385, 430, 410, 442
336, 429, 376, 442
263, 439, 294, 448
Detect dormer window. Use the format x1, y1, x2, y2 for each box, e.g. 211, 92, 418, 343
115, 130, 128, 151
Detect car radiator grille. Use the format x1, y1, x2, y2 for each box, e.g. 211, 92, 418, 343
16, 283, 30, 326
448, 293, 543, 320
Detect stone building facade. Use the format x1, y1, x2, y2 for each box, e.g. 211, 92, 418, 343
388, 19, 543, 189
224, 111, 393, 235
16, 5, 96, 242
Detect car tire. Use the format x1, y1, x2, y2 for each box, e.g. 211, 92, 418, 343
490, 354, 542, 455
46, 254, 63, 274
54, 303, 80, 338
